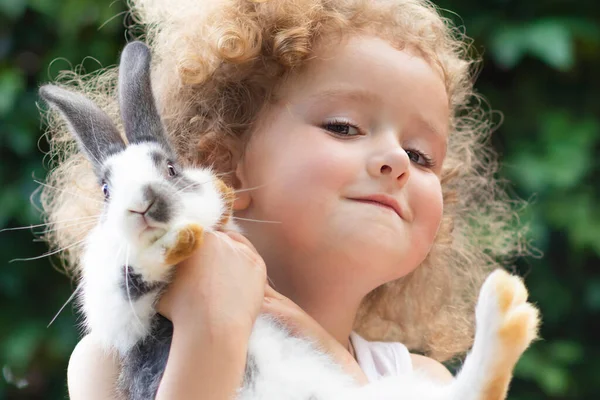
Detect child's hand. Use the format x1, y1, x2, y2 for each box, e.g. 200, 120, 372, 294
158, 230, 267, 338
262, 285, 369, 386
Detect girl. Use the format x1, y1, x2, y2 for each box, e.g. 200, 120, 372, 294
41, 0, 527, 398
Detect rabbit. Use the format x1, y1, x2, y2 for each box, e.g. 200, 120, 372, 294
40, 41, 539, 400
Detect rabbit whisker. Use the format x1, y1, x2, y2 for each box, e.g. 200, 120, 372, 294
34, 180, 104, 204
175, 178, 219, 194
187, 168, 233, 180
47, 285, 82, 328
232, 216, 281, 224
175, 175, 237, 195
0, 215, 100, 234
233, 183, 270, 194
173, 175, 185, 187
175, 180, 202, 194
9, 238, 87, 263
174, 170, 240, 195
124, 246, 147, 334
35, 218, 100, 236
212, 170, 234, 179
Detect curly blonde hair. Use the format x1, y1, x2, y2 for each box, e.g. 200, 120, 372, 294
41, 0, 528, 362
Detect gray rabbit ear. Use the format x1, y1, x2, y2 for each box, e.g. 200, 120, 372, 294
118, 41, 174, 156
39, 85, 126, 177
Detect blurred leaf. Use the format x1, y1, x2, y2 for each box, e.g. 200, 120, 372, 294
4, 124, 36, 157
489, 23, 526, 69
527, 20, 574, 70
549, 340, 585, 365
516, 342, 581, 396
490, 19, 575, 70
0, 186, 20, 227
2, 324, 43, 372
27, 0, 59, 17
57, 0, 102, 37
545, 191, 600, 254
0, 68, 25, 116
538, 365, 570, 395
505, 112, 598, 193
0, 0, 26, 19
585, 279, 600, 312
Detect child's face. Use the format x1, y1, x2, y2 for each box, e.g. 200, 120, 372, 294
235, 35, 449, 294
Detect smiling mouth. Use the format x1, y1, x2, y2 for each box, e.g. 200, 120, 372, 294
350, 199, 401, 218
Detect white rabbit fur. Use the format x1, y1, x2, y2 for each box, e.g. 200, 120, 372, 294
40, 41, 539, 400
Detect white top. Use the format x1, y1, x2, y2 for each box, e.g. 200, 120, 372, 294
350, 331, 413, 382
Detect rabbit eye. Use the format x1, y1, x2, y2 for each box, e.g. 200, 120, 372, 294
167, 162, 177, 177
101, 182, 110, 199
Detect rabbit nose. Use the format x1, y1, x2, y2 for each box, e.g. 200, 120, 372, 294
142, 184, 172, 223
128, 184, 172, 224
129, 198, 156, 216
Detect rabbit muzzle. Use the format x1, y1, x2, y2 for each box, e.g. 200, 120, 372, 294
123, 182, 177, 244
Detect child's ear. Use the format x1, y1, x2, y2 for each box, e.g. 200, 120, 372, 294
232, 161, 251, 211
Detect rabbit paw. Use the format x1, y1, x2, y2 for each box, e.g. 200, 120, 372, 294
162, 224, 204, 265
476, 269, 539, 356
470, 269, 540, 398
135, 224, 203, 282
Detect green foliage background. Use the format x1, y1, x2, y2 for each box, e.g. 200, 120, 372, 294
0, 0, 598, 398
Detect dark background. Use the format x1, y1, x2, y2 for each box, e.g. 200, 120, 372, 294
1, 0, 598, 398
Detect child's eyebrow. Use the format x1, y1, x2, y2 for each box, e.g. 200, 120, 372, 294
416, 118, 447, 140
308, 88, 382, 105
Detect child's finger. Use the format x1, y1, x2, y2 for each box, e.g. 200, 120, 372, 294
225, 231, 259, 253
264, 284, 285, 300
261, 296, 304, 334
212, 231, 263, 266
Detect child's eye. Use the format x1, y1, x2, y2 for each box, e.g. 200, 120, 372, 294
322, 119, 362, 137
406, 149, 435, 168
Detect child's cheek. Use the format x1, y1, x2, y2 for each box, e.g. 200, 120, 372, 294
411, 175, 444, 256
266, 140, 356, 240
279, 133, 357, 196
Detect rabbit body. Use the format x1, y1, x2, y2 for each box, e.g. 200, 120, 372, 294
40, 41, 539, 400
78, 142, 228, 355
118, 266, 539, 400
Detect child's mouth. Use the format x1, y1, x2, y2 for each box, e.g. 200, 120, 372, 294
347, 196, 403, 219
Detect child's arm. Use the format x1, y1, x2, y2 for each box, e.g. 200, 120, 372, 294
155, 321, 250, 400
155, 231, 267, 399
67, 335, 120, 399
67, 327, 251, 400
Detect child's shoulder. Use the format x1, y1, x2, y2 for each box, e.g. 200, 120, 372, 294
409, 353, 453, 383
351, 332, 452, 383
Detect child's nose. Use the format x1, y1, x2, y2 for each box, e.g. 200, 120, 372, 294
367, 147, 410, 187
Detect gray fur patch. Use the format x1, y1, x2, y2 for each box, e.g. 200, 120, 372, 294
121, 266, 165, 301
150, 150, 165, 170
118, 315, 172, 399
142, 184, 171, 223
102, 166, 112, 185
243, 353, 259, 391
